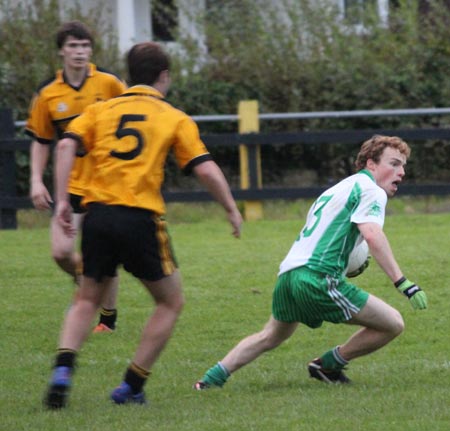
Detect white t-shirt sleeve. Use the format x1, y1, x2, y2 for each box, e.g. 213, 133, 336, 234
351, 185, 387, 226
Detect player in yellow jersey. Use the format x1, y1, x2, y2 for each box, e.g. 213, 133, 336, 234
43, 41, 243, 409
25, 21, 126, 332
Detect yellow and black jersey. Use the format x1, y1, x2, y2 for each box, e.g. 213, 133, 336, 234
25, 63, 126, 195
64, 85, 212, 215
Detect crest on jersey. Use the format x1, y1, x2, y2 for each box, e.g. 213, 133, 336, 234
367, 200, 382, 217
56, 102, 68, 112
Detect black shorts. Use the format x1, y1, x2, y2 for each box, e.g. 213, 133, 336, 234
70, 194, 87, 214
81, 203, 178, 282
50, 194, 86, 215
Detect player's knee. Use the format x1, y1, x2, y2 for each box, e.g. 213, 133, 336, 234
173, 293, 185, 314
165, 291, 185, 315
388, 310, 404, 337
51, 247, 72, 262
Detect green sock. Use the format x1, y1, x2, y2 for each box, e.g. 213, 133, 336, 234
320, 346, 348, 370
201, 362, 230, 387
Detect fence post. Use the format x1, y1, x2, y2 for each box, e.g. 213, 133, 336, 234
0, 109, 17, 229
238, 100, 263, 220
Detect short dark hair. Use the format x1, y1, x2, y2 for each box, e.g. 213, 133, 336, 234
127, 42, 170, 86
355, 135, 411, 171
56, 20, 94, 49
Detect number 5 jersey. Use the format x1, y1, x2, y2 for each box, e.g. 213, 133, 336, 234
64, 85, 212, 215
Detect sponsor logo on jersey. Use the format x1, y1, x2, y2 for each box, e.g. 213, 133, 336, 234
56, 102, 68, 112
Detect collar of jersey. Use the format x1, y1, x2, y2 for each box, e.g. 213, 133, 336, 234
56, 63, 96, 83
359, 169, 375, 182
124, 85, 164, 99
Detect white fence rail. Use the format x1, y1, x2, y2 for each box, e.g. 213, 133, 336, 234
14, 107, 450, 128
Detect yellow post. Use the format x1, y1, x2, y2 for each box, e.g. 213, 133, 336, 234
238, 100, 263, 220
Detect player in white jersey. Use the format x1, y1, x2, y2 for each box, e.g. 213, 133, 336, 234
279, 170, 386, 277
194, 135, 428, 388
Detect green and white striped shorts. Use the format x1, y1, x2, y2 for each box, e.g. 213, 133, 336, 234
272, 266, 369, 328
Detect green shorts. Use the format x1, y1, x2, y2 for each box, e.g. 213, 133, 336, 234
272, 267, 369, 328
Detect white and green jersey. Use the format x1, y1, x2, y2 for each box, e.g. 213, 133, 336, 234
279, 170, 386, 277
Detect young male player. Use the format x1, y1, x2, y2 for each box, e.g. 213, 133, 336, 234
43, 41, 243, 409
194, 135, 427, 389
25, 21, 126, 332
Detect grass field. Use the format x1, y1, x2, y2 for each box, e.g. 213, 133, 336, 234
1, 206, 449, 431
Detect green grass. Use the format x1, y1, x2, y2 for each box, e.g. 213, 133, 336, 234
15, 195, 450, 228
1, 210, 449, 431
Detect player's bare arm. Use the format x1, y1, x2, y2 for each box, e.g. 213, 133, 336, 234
357, 222, 403, 283
55, 137, 77, 202
29, 141, 53, 210
358, 221, 426, 309
54, 137, 77, 236
193, 160, 243, 238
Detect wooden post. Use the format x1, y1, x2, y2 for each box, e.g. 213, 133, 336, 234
238, 100, 263, 220
0, 109, 17, 229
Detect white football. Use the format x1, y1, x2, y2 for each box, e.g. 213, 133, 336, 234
346, 240, 370, 277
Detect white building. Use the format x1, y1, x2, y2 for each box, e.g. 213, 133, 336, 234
56, 0, 390, 54
56, 0, 204, 54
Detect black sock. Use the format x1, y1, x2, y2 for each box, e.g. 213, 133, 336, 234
99, 308, 117, 329
124, 363, 150, 394
54, 348, 77, 369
